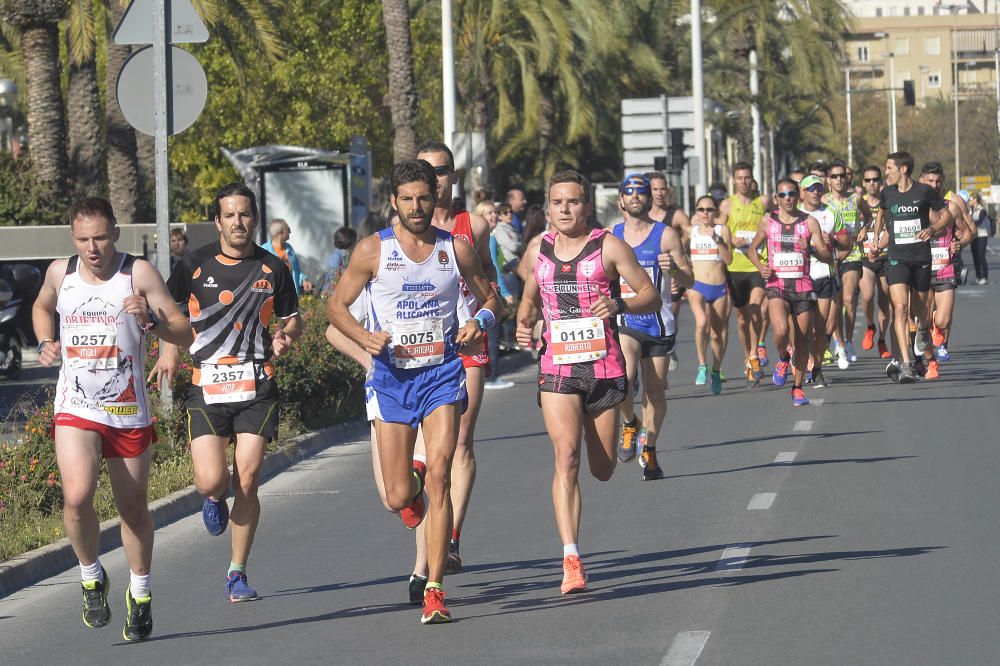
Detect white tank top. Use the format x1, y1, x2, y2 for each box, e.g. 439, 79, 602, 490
55, 254, 150, 428
366, 227, 465, 369
690, 225, 723, 262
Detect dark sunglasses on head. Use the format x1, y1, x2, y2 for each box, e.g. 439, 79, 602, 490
829, 173, 847, 179
805, 184, 824, 193
621, 186, 650, 196
432, 165, 451, 176
775, 191, 798, 199
864, 177, 881, 183
696, 207, 716, 213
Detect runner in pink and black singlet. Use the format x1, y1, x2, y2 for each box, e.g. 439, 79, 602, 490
748, 177, 832, 406
516, 170, 661, 596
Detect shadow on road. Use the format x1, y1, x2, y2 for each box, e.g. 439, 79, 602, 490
667, 455, 915, 479
678, 429, 882, 452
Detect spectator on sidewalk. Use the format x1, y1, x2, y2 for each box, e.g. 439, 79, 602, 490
322, 226, 358, 296
506, 185, 527, 237
969, 192, 992, 284
262, 219, 311, 294
475, 200, 514, 389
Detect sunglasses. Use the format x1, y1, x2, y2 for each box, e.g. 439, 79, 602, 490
805, 184, 824, 193
621, 186, 650, 196
864, 177, 881, 183
775, 191, 798, 199
432, 165, 451, 176
829, 173, 847, 179
696, 207, 716, 213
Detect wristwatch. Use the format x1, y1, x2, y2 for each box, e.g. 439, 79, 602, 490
140, 311, 160, 333
36, 339, 53, 353
613, 297, 627, 315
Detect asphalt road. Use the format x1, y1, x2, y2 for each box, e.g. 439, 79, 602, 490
2, 268, 999, 665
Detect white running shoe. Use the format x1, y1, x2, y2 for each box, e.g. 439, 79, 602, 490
836, 347, 849, 370
668, 350, 678, 372
845, 341, 857, 363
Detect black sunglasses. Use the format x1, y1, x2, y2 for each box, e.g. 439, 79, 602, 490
864, 177, 881, 183
621, 186, 650, 196
696, 207, 716, 213
775, 191, 798, 199
432, 165, 451, 176
829, 173, 847, 179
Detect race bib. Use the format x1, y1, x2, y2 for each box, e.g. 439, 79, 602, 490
931, 245, 951, 272
64, 323, 118, 370
619, 266, 655, 299
391, 318, 445, 369
201, 361, 256, 404
690, 237, 719, 262
550, 317, 607, 365
772, 252, 805, 279
893, 219, 922, 245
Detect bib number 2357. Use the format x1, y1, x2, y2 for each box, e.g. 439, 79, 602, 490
202, 362, 256, 404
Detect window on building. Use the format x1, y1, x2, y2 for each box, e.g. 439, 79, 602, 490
928, 71, 941, 88
896, 38, 910, 55
904, 6, 910, 15
876, 8, 883, 17
889, 6, 898, 16
857, 45, 870, 63
918, 6, 924, 15
925, 37, 940, 55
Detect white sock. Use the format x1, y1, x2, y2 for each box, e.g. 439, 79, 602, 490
80, 560, 103, 583
563, 543, 579, 558
412, 453, 427, 464
130, 571, 151, 599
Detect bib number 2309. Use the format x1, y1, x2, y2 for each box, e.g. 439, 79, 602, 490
201, 362, 256, 404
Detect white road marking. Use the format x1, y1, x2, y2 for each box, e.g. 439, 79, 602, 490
715, 545, 752, 572
661, 631, 711, 666
259, 490, 341, 496
793, 420, 813, 432
774, 451, 798, 464
747, 492, 776, 510
811, 398, 824, 405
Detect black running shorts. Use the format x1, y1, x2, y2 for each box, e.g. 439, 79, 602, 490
886, 259, 932, 292
813, 275, 836, 300
186, 376, 280, 442
537, 374, 627, 414
726, 271, 765, 309
862, 256, 887, 278
765, 288, 817, 314
838, 260, 862, 277
619, 327, 676, 358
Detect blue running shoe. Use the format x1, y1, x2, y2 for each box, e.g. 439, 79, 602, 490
757, 345, 769, 367
710, 370, 722, 395
226, 571, 259, 602
202, 493, 229, 536
791, 388, 810, 406
936, 345, 951, 362
695, 365, 708, 385
772, 360, 790, 387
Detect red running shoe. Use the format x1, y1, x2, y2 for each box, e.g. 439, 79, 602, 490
560, 555, 587, 594
931, 325, 945, 348
862, 325, 876, 351
420, 586, 452, 624
925, 359, 940, 380
399, 460, 426, 529
878, 340, 891, 359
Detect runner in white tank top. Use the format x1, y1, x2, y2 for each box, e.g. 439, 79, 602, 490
33, 197, 192, 640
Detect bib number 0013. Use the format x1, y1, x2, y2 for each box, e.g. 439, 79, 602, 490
549, 317, 607, 365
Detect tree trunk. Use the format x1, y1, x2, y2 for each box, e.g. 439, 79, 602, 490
66, 40, 104, 198
381, 0, 418, 162
105, 2, 139, 224
21, 22, 68, 201
537, 76, 557, 178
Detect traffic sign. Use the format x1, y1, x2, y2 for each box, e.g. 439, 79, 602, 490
113, 0, 209, 45
116, 46, 208, 136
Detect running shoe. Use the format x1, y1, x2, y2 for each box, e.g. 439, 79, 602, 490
885, 359, 901, 383
446, 540, 462, 574
749, 357, 763, 381
122, 585, 152, 642
925, 359, 940, 380
710, 370, 722, 395
400, 460, 427, 529
913, 357, 927, 377
560, 555, 587, 594
913, 328, 930, 355
931, 325, 945, 348
695, 364, 708, 385
757, 344, 769, 367
408, 574, 428, 605
823, 349, 834, 366
617, 419, 640, 463
812, 369, 829, 388
669, 350, 679, 372
791, 387, 810, 407
862, 325, 876, 351
772, 360, 790, 387
936, 345, 951, 362
845, 341, 857, 363
639, 446, 664, 481
226, 571, 259, 602
878, 340, 891, 359
744, 364, 760, 389
836, 347, 849, 370
202, 493, 229, 536
483, 379, 514, 389
421, 586, 452, 624
81, 569, 111, 629
898, 362, 918, 384
977, 277, 988, 285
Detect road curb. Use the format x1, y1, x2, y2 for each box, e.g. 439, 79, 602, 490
0, 418, 369, 599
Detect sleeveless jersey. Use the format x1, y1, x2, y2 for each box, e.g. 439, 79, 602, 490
726, 195, 766, 272
804, 205, 843, 280
765, 213, 813, 295
827, 194, 863, 262
366, 227, 464, 372
931, 223, 955, 279
55, 254, 150, 429
862, 196, 888, 259
611, 221, 675, 337
448, 211, 488, 364
689, 224, 724, 263
535, 229, 625, 379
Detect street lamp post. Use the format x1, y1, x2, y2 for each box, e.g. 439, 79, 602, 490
874, 32, 897, 152
691, 0, 707, 199
845, 66, 853, 167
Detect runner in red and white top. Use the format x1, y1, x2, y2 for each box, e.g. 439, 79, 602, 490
415, 141, 499, 575
32, 197, 192, 641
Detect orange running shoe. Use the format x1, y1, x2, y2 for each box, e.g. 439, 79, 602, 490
925, 359, 940, 380
560, 555, 587, 594
399, 460, 426, 529
421, 585, 452, 624
931, 325, 945, 348
862, 325, 876, 351
878, 340, 891, 359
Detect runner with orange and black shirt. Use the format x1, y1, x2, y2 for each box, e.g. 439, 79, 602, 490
153, 183, 302, 603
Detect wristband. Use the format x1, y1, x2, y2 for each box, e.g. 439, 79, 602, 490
473, 308, 496, 331
140, 311, 160, 333
36, 339, 53, 354
614, 297, 627, 315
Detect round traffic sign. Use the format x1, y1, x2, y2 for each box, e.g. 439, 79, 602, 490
116, 45, 208, 136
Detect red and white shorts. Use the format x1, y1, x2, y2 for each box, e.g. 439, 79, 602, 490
460, 329, 490, 370
53, 413, 156, 459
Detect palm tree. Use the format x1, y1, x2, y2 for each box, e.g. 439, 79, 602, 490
104, 0, 139, 223
382, 0, 419, 162
66, 0, 103, 197
0, 0, 69, 201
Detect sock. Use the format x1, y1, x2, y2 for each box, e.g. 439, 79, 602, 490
451, 529, 460, 542
623, 417, 637, 427
563, 543, 579, 558
412, 453, 427, 465
793, 384, 802, 390
80, 559, 103, 583
425, 581, 443, 591
129, 571, 151, 599
228, 562, 246, 576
